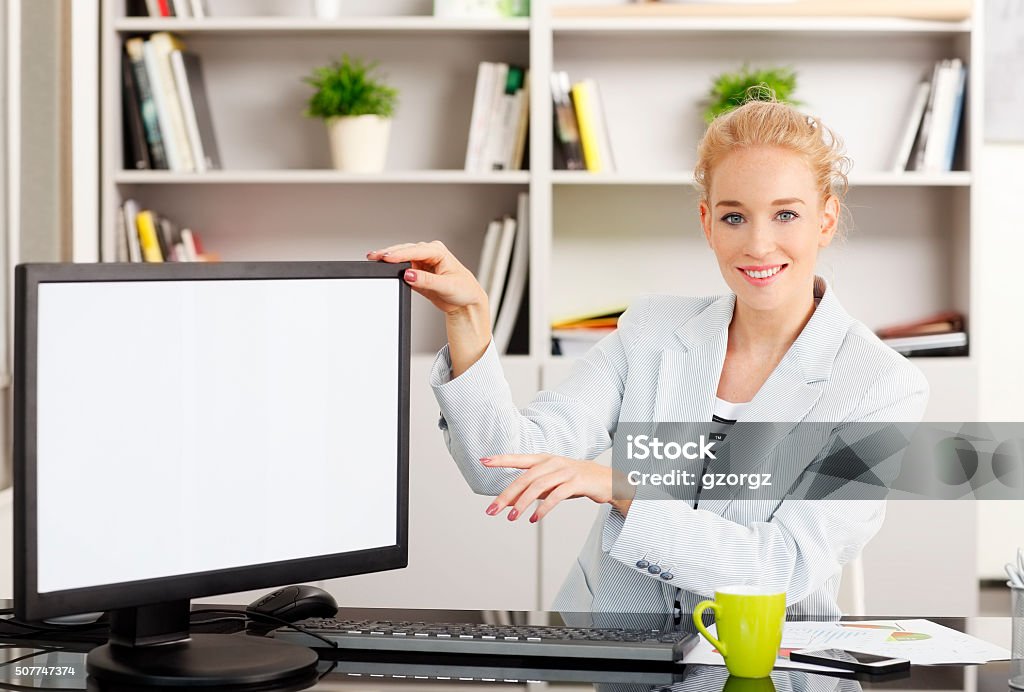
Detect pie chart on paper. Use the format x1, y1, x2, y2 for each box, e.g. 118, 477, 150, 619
887, 631, 932, 642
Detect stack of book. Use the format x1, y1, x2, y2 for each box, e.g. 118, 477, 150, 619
464, 63, 530, 172
476, 193, 530, 354
876, 310, 967, 357
550, 306, 625, 357
891, 58, 967, 173
127, 0, 211, 18
551, 71, 615, 172
117, 200, 215, 263
122, 32, 221, 172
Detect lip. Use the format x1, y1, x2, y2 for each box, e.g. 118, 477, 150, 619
737, 263, 788, 286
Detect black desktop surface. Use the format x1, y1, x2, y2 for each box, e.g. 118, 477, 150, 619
0, 603, 1017, 692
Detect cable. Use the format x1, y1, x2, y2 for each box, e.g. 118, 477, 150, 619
189, 608, 339, 650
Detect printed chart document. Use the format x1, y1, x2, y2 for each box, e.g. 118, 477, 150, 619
686, 619, 1010, 669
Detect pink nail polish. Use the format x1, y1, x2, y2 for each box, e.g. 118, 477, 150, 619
485, 503, 498, 515
529, 513, 539, 523
508, 509, 519, 521
404, 269, 416, 282
480, 457, 492, 465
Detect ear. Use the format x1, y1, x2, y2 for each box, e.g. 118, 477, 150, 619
699, 199, 713, 248
818, 195, 840, 248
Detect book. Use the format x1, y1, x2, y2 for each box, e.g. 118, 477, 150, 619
135, 210, 165, 262
882, 331, 967, 357
121, 199, 143, 263
465, 62, 498, 172
551, 327, 615, 357
180, 229, 199, 261
552, 306, 625, 329
476, 218, 502, 290
911, 60, 945, 171
493, 193, 530, 353
114, 207, 129, 262
121, 49, 151, 170
492, 66, 525, 171
126, 0, 150, 18
146, 32, 196, 172
570, 79, 614, 173
483, 63, 510, 171
125, 38, 169, 170
921, 59, 966, 172
170, 0, 192, 18
875, 310, 964, 338
891, 80, 930, 172
941, 60, 967, 171
551, 71, 585, 170
170, 50, 222, 171
486, 216, 517, 328
189, 0, 210, 18
510, 71, 531, 171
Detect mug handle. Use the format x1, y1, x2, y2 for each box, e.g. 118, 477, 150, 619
693, 600, 728, 658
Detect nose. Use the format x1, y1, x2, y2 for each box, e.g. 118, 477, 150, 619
743, 222, 777, 260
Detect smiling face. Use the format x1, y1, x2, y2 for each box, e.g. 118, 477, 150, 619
699, 145, 839, 315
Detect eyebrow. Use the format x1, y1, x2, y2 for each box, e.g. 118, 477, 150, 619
715, 198, 806, 208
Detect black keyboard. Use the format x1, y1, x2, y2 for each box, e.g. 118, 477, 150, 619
273, 618, 698, 663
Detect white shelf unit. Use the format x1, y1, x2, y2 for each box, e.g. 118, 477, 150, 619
95, 0, 984, 613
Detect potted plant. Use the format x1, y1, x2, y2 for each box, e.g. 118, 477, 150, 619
303, 56, 399, 172
703, 64, 801, 123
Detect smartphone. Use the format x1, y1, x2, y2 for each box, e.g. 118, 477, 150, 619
789, 648, 910, 674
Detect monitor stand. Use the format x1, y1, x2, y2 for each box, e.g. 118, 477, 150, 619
86, 600, 319, 688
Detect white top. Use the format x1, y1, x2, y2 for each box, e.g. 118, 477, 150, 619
713, 396, 750, 423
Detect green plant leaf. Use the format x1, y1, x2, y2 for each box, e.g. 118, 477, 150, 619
703, 64, 801, 123
302, 55, 399, 119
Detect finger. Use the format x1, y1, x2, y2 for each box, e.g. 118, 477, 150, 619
530, 483, 577, 523
370, 241, 452, 266
481, 454, 548, 469
487, 461, 557, 516
402, 267, 457, 295
366, 242, 417, 259
511, 470, 573, 521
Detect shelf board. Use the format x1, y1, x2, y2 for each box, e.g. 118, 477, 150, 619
114, 170, 531, 185
551, 16, 970, 35
114, 16, 530, 36
550, 171, 972, 187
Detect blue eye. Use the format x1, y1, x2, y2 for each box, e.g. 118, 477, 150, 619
777, 210, 798, 221
722, 213, 744, 225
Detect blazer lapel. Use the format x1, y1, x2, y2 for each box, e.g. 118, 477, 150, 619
653, 294, 734, 422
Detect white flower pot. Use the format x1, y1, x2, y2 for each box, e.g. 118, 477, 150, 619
312, 0, 343, 19
325, 115, 391, 173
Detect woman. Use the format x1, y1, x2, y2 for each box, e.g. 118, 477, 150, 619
367, 98, 929, 617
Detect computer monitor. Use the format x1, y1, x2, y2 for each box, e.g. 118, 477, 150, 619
13, 261, 410, 687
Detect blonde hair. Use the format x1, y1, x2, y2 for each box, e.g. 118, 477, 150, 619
694, 88, 852, 234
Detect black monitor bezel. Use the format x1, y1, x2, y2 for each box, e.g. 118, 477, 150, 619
14, 261, 411, 622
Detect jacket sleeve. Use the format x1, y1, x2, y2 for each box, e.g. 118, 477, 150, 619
430, 299, 649, 496
600, 359, 930, 606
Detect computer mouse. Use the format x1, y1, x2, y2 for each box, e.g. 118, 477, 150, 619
246, 584, 338, 623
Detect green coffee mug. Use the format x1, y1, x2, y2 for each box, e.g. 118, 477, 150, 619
693, 585, 786, 678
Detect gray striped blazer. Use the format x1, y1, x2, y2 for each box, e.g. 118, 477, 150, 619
430, 276, 929, 617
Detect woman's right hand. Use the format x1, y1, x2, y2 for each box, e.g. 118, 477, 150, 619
367, 241, 492, 377
366, 241, 487, 316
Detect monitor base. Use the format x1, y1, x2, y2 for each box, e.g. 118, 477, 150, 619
86, 633, 319, 688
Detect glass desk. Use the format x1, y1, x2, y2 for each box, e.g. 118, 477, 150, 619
0, 609, 1016, 692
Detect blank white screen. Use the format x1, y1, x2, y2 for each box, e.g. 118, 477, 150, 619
35, 278, 400, 593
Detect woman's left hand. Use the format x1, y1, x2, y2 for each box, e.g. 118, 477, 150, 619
480, 455, 633, 522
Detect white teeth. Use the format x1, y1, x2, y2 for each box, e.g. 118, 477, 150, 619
743, 266, 783, 279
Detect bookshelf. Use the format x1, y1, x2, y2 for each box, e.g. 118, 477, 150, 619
91, 0, 985, 614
